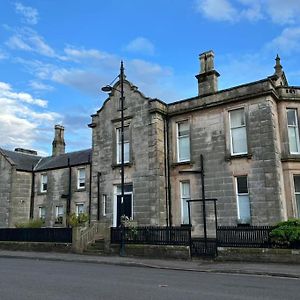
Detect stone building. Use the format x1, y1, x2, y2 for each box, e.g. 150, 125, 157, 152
1, 50, 300, 234
90, 51, 300, 236
0, 125, 91, 227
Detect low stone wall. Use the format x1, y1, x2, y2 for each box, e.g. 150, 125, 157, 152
217, 247, 300, 264
110, 244, 190, 260
0, 241, 72, 253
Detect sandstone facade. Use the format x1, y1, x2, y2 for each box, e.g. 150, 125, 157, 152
1, 51, 300, 236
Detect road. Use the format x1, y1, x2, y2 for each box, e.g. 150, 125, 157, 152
0, 257, 299, 300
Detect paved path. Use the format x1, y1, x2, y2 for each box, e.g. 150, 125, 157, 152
0, 250, 299, 279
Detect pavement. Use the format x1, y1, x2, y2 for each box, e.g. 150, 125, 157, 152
0, 250, 299, 279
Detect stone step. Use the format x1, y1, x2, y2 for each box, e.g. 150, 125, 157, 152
86, 239, 105, 251
83, 248, 105, 255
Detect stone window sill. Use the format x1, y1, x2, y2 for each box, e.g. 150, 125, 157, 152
37, 191, 47, 196
225, 154, 252, 161
172, 161, 194, 167
281, 155, 300, 162
112, 162, 132, 169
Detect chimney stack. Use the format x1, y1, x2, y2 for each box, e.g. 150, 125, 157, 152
195, 50, 220, 96
52, 125, 65, 157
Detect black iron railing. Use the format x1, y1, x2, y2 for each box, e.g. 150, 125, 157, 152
0, 228, 72, 243
111, 226, 190, 245
190, 238, 218, 257
217, 226, 273, 248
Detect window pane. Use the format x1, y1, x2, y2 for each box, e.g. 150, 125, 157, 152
124, 142, 129, 162
117, 127, 130, 163
58, 206, 64, 215
79, 169, 85, 178
178, 122, 189, 136
296, 195, 300, 218
230, 109, 245, 128
288, 127, 299, 153
182, 199, 189, 224
102, 195, 107, 216
76, 204, 84, 215
181, 182, 190, 197
41, 175, 47, 191
123, 126, 129, 142
237, 176, 248, 193
238, 195, 251, 223
117, 184, 133, 194
294, 176, 300, 193
39, 207, 45, 217
232, 127, 247, 154
287, 109, 296, 126
179, 136, 190, 161
181, 182, 190, 224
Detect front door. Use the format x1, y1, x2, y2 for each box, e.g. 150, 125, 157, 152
116, 194, 132, 226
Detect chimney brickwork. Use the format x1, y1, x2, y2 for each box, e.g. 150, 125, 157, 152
196, 50, 220, 96
52, 125, 65, 156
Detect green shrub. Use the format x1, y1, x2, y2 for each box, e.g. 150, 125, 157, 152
15, 219, 44, 228
68, 213, 89, 227
270, 219, 300, 247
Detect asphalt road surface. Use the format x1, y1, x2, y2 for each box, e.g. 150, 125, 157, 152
0, 257, 299, 300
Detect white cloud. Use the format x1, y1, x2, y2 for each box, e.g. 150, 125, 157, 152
64, 47, 110, 61
6, 35, 32, 51
196, 0, 238, 22
266, 0, 300, 25
15, 2, 39, 25
195, 0, 300, 24
0, 81, 61, 151
124, 37, 155, 55
29, 80, 54, 91
0, 81, 47, 107
6, 28, 56, 57
266, 27, 300, 54
125, 59, 175, 100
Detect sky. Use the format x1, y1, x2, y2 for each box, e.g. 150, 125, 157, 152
0, 0, 300, 156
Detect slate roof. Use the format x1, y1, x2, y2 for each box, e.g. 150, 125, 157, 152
35, 149, 92, 171
0, 148, 91, 172
0, 148, 42, 172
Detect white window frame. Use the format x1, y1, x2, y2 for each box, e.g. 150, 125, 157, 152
77, 168, 86, 189
40, 174, 47, 193
116, 126, 130, 164
75, 203, 84, 216
39, 207, 46, 223
176, 121, 190, 162
55, 205, 64, 224
180, 181, 191, 225
102, 194, 107, 216
235, 176, 251, 224
229, 108, 248, 155
287, 108, 300, 154
293, 175, 300, 218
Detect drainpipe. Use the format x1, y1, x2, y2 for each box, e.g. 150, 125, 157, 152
97, 172, 101, 221
29, 164, 35, 219
163, 116, 169, 227
88, 154, 92, 225
66, 158, 72, 227
166, 116, 172, 226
